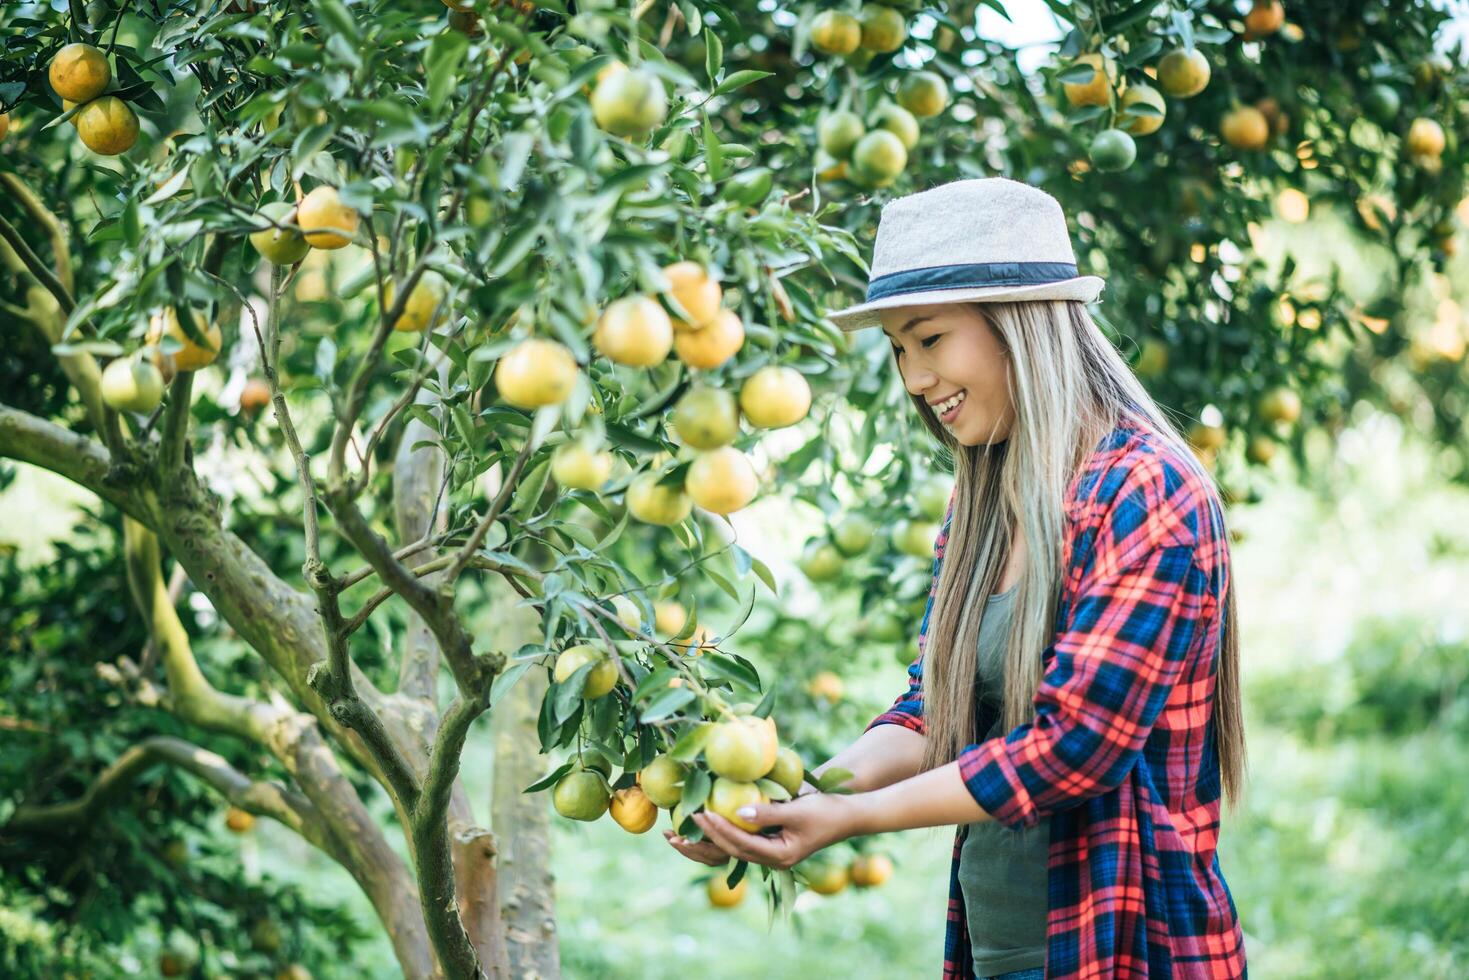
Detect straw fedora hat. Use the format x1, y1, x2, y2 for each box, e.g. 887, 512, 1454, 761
825, 177, 1106, 331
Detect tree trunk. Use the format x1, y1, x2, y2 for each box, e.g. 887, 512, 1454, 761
492, 666, 560, 979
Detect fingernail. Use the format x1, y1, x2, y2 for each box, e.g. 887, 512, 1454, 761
736, 806, 755, 819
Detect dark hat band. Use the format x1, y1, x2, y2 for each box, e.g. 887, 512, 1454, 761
866, 260, 1081, 302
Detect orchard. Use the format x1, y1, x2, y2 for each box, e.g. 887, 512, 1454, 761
2, 0, 1467, 977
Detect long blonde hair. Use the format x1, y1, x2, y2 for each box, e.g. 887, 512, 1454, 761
902, 300, 1246, 808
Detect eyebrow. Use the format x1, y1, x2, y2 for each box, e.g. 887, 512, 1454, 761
883, 315, 934, 340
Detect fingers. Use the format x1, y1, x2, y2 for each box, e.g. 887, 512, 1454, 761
694, 812, 791, 869
662, 830, 729, 866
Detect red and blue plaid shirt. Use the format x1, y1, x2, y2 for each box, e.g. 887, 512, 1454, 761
867, 416, 1247, 979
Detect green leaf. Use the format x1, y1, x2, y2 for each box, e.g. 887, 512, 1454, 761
523, 760, 574, 794
756, 778, 790, 802
312, 0, 360, 41
702, 113, 723, 182
513, 458, 552, 517
639, 685, 696, 723
490, 661, 535, 707
712, 69, 772, 97
814, 767, 856, 793
426, 31, 469, 113
749, 556, 777, 595
669, 721, 713, 762
704, 29, 723, 83
679, 765, 711, 813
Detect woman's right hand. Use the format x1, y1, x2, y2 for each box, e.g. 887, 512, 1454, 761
663, 781, 820, 866
663, 829, 731, 866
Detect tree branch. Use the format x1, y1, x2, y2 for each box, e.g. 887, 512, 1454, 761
445, 435, 536, 583
0, 210, 75, 316
0, 173, 74, 294
0, 403, 152, 523
5, 735, 318, 836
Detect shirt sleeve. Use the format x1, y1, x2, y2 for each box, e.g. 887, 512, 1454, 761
956, 535, 1215, 829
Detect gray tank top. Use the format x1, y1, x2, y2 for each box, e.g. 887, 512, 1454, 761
957, 586, 1048, 976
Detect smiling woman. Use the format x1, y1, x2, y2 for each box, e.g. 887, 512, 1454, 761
671, 178, 1248, 980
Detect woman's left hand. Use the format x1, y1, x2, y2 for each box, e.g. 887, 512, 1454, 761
692, 791, 865, 871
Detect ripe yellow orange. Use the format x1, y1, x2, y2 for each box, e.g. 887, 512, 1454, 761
49, 43, 111, 103
553, 768, 612, 821
637, 753, 689, 808
1407, 117, 1446, 157
707, 872, 748, 907
673, 386, 741, 448
686, 446, 758, 514
705, 719, 776, 782
495, 337, 578, 408
626, 471, 693, 526
1156, 48, 1211, 98
594, 295, 674, 367
296, 185, 360, 249
850, 129, 907, 187
1258, 386, 1301, 424
100, 356, 165, 414
0, 112, 9, 141
1242, 0, 1284, 39
807, 670, 845, 703
859, 4, 907, 54
1246, 434, 1277, 465
553, 644, 619, 698
551, 440, 613, 489
739, 366, 811, 428
1221, 105, 1270, 151
249, 201, 310, 265
225, 807, 256, 833
610, 786, 659, 833
385, 270, 448, 332
809, 11, 861, 56
850, 853, 893, 887
706, 776, 768, 832
1062, 53, 1115, 108
146, 307, 223, 372
610, 594, 642, 632
804, 860, 850, 895
240, 378, 272, 415
673, 308, 744, 369
1118, 83, 1166, 136
75, 97, 138, 156
897, 71, 949, 118
663, 261, 722, 328
591, 66, 667, 138
654, 600, 687, 636
1187, 421, 1228, 452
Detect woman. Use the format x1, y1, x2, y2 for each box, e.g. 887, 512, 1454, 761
664, 178, 1248, 979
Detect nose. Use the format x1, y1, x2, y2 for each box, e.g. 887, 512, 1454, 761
901, 360, 938, 397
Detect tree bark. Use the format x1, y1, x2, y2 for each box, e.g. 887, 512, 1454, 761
492, 665, 560, 979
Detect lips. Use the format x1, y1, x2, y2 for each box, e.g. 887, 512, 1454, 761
933, 389, 966, 422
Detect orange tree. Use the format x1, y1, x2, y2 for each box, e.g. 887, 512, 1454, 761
1, 0, 1465, 976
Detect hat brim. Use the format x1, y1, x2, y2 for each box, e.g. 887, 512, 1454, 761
826, 276, 1106, 332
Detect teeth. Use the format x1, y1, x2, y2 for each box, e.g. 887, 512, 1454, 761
935, 390, 966, 415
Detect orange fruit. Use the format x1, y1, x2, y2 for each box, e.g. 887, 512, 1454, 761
495, 337, 578, 408
672, 386, 741, 448
637, 754, 689, 808
1118, 83, 1166, 136
807, 670, 845, 703
1257, 386, 1301, 424
870, 103, 920, 151
766, 746, 804, 798
859, 4, 907, 54
1089, 128, 1136, 172
552, 644, 619, 698
610, 786, 659, 833
75, 96, 138, 156
707, 872, 748, 907
49, 42, 111, 102
626, 471, 693, 525
249, 201, 310, 265
225, 806, 256, 833
1187, 421, 1228, 452
146, 307, 223, 371
1242, 0, 1284, 39
809, 11, 861, 56
850, 853, 893, 887
240, 378, 272, 415
553, 768, 612, 821
674, 308, 744, 369
385, 270, 448, 332
594, 295, 674, 367
706, 776, 768, 832
663, 261, 722, 328
654, 600, 687, 636
804, 860, 850, 895
1157, 48, 1211, 98
1407, 117, 1445, 157
685, 446, 758, 514
1246, 434, 1277, 465
551, 440, 613, 489
705, 719, 777, 782
1062, 53, 1115, 108
1221, 105, 1270, 150
296, 185, 360, 249
100, 356, 165, 414
0, 112, 10, 140
591, 66, 667, 138
798, 540, 845, 581
818, 111, 866, 157
849, 129, 907, 187
897, 70, 948, 118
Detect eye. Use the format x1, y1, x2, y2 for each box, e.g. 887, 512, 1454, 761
890, 343, 903, 357
920, 333, 942, 349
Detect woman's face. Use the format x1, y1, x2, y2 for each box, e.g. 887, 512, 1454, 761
880, 303, 1015, 446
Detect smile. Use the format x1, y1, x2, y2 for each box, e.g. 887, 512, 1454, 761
934, 390, 966, 422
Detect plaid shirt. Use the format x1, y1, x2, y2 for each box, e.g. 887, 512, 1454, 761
867, 417, 1246, 979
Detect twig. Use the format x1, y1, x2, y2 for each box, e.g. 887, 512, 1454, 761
0, 212, 75, 316
444, 435, 536, 582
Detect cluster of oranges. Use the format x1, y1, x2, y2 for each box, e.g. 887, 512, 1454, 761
807, 6, 949, 189
48, 42, 140, 156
